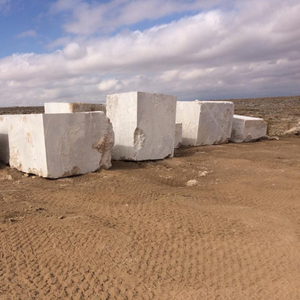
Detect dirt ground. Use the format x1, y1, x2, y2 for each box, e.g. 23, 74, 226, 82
1, 135, 300, 299
1, 96, 300, 299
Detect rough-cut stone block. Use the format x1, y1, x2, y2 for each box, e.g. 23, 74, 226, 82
0, 115, 10, 164
8, 112, 114, 178
45, 102, 106, 114
106, 91, 177, 161
176, 100, 234, 146
230, 115, 267, 143
174, 123, 182, 149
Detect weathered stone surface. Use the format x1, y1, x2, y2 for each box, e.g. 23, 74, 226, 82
106, 91, 177, 161
174, 123, 182, 149
8, 112, 114, 178
176, 101, 234, 146
44, 102, 106, 114
284, 122, 300, 135
0, 115, 10, 164
230, 115, 267, 143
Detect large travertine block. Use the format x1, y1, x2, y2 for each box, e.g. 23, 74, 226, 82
174, 123, 182, 149
176, 101, 234, 146
230, 115, 267, 143
45, 102, 106, 114
8, 112, 114, 178
106, 91, 177, 161
0, 115, 10, 164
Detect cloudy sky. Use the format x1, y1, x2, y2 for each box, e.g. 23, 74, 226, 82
0, 0, 299, 107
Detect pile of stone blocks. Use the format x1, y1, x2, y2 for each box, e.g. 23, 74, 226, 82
230, 115, 267, 143
106, 91, 177, 161
174, 123, 182, 149
45, 102, 106, 114
176, 100, 234, 146
1, 92, 271, 179
7, 112, 114, 178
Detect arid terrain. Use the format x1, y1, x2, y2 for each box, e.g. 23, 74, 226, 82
228, 96, 300, 136
1, 95, 300, 136
0, 96, 300, 299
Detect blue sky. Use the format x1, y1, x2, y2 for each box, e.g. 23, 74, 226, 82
0, 0, 58, 56
0, 0, 208, 57
0, 0, 300, 106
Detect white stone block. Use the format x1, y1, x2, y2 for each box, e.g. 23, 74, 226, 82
106, 91, 177, 161
174, 123, 182, 149
8, 112, 114, 178
0, 115, 9, 164
230, 115, 267, 143
176, 101, 234, 146
45, 102, 106, 114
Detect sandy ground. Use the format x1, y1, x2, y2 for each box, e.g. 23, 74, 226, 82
1, 136, 300, 299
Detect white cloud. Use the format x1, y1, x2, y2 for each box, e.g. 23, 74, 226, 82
63, 43, 87, 60
0, 0, 300, 107
98, 79, 120, 92
17, 30, 37, 38
51, 0, 222, 35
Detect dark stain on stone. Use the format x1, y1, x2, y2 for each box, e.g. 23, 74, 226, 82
62, 166, 81, 177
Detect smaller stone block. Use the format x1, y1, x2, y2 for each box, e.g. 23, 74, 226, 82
8, 112, 114, 178
230, 115, 267, 143
176, 101, 234, 146
174, 123, 182, 149
44, 102, 106, 114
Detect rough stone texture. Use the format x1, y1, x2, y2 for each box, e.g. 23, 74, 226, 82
8, 112, 114, 178
45, 102, 106, 114
176, 101, 234, 146
0, 115, 10, 164
174, 123, 182, 149
230, 115, 267, 143
106, 91, 177, 161
284, 122, 300, 135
